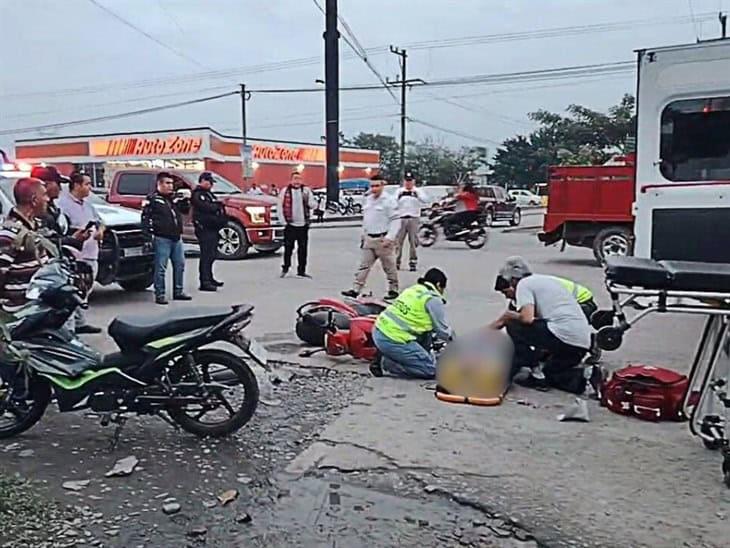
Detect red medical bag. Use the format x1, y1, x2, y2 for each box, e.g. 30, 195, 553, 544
601, 365, 689, 422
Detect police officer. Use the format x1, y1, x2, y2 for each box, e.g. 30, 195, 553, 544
191, 172, 225, 291
371, 268, 452, 379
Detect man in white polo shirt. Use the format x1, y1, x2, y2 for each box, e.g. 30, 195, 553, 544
395, 174, 428, 272
58, 171, 104, 335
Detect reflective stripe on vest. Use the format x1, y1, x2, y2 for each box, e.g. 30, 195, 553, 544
375, 283, 439, 344
554, 277, 593, 304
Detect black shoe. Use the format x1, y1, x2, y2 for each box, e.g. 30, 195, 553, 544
341, 289, 359, 298
212, 279, 224, 287
75, 325, 102, 335
280, 268, 288, 278
369, 360, 384, 378
155, 296, 169, 305
409, 264, 417, 272
173, 293, 192, 301
384, 290, 399, 301
588, 365, 607, 400
297, 273, 312, 279
199, 285, 217, 292
515, 374, 550, 392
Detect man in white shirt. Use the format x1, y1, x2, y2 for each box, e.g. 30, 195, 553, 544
395, 174, 428, 272
58, 171, 104, 335
277, 171, 316, 278
342, 175, 400, 300
489, 256, 596, 394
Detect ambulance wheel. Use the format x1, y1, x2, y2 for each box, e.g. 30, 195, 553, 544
596, 326, 623, 351
591, 309, 615, 330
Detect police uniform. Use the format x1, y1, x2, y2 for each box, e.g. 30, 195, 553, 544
191, 174, 226, 290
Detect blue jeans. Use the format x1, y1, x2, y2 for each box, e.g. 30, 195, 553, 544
153, 237, 185, 298
372, 328, 436, 379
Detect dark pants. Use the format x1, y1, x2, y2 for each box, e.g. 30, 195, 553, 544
444, 211, 479, 235
506, 319, 588, 394
283, 225, 309, 275
196, 228, 220, 285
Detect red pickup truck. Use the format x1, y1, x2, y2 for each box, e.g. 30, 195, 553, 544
106, 169, 283, 259
537, 155, 635, 265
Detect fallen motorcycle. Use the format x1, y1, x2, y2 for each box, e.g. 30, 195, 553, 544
418, 210, 488, 249
0, 260, 264, 440
295, 297, 386, 347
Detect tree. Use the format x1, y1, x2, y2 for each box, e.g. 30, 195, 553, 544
489, 94, 636, 188
347, 132, 400, 182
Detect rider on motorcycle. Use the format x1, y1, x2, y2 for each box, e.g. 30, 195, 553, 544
443, 183, 480, 236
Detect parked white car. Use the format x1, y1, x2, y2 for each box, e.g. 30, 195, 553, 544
508, 189, 542, 207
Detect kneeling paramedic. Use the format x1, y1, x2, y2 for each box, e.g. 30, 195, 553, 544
372, 268, 452, 379
490, 257, 596, 394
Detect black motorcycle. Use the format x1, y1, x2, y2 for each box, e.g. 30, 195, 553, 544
418, 207, 488, 249
0, 260, 262, 439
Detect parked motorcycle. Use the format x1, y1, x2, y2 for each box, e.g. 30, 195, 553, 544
0, 260, 263, 440
418, 208, 488, 249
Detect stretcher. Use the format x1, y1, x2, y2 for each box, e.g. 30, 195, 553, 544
595, 256, 730, 487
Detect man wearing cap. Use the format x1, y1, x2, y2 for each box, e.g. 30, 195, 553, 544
191, 172, 226, 291
490, 256, 596, 394
395, 174, 428, 272
278, 171, 316, 278
30, 165, 87, 249
342, 175, 400, 301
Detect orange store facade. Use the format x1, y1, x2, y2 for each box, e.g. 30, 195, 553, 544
14, 127, 381, 190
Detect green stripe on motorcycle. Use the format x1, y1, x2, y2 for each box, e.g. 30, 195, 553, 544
146, 335, 185, 349
40, 368, 144, 390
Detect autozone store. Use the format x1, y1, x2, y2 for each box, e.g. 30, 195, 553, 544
14, 127, 380, 190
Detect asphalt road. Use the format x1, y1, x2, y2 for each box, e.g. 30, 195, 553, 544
1, 225, 727, 547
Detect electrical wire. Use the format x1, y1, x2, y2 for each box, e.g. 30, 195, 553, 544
87, 0, 204, 68
408, 118, 502, 145
0, 91, 238, 137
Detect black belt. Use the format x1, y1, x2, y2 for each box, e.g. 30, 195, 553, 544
367, 232, 387, 238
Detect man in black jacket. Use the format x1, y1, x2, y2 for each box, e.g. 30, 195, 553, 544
142, 172, 192, 305
191, 172, 225, 291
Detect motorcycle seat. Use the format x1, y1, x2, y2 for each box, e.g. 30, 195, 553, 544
109, 305, 252, 351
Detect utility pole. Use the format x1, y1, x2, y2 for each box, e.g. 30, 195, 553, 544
240, 84, 251, 182
388, 48, 424, 184
720, 12, 728, 39
324, 0, 340, 203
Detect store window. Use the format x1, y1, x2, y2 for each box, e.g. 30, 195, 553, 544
117, 173, 154, 195
660, 96, 730, 182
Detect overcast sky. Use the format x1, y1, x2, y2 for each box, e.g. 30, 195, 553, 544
0, 0, 726, 154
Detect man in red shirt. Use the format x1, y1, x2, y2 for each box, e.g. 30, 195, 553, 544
443, 182, 480, 236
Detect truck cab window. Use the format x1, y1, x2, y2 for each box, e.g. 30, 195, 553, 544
660, 96, 730, 182
117, 173, 154, 195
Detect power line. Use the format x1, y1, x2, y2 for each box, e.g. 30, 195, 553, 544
408, 118, 502, 145
0, 91, 238, 137
87, 0, 204, 68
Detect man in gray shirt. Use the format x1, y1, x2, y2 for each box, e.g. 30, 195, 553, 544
278, 171, 316, 278
489, 256, 596, 394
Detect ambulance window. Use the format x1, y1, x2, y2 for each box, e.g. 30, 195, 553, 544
117, 173, 153, 195
660, 97, 730, 181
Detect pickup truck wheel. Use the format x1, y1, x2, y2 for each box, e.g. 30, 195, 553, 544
592, 227, 633, 265
119, 272, 154, 292
218, 221, 250, 260
510, 209, 522, 226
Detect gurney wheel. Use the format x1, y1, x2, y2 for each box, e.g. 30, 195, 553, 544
591, 309, 615, 330
703, 438, 723, 451
596, 326, 623, 351
723, 455, 730, 488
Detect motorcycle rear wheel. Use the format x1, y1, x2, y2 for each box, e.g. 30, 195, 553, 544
168, 350, 259, 438
465, 228, 488, 249
0, 378, 51, 439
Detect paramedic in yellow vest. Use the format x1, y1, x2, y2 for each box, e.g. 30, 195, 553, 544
372, 268, 452, 379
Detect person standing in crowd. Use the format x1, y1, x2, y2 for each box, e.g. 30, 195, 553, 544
395, 174, 428, 272
489, 256, 601, 395
246, 182, 263, 196
269, 183, 279, 197
142, 172, 192, 305
278, 170, 316, 278
371, 267, 452, 379
0, 178, 52, 310
342, 175, 400, 300
191, 172, 225, 292
58, 172, 104, 334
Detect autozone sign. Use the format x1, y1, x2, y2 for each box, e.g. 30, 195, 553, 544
90, 135, 203, 157
252, 144, 325, 163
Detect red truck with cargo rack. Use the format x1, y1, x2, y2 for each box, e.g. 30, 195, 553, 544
537, 154, 635, 265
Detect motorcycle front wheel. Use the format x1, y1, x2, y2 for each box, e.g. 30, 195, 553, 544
465, 228, 488, 249
418, 225, 438, 247
0, 377, 51, 439
167, 349, 259, 438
